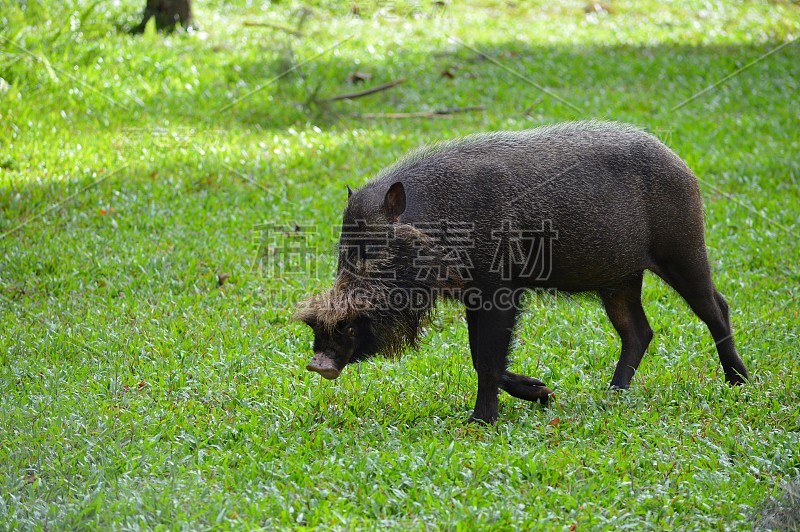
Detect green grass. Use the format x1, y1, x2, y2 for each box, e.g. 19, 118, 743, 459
1, 0, 799, 528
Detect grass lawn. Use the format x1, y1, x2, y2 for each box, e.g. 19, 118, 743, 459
1, 0, 799, 528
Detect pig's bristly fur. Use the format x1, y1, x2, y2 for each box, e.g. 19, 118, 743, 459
294, 224, 445, 358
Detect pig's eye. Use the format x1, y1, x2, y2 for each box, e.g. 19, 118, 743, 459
347, 326, 357, 337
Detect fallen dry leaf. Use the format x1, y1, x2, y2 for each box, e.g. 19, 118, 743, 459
347, 71, 372, 84
585, 2, 611, 14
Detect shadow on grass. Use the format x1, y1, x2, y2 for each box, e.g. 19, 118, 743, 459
1, 36, 796, 181
204, 39, 797, 129
0, 38, 797, 256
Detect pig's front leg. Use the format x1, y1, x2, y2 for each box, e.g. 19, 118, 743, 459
501, 371, 552, 405
465, 306, 519, 424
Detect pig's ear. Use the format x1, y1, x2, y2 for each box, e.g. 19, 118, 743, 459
347, 185, 354, 199
384, 182, 406, 222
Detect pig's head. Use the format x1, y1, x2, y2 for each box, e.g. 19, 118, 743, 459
295, 262, 436, 379
295, 181, 451, 380
298, 313, 378, 379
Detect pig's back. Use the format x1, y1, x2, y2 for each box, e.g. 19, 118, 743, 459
359, 121, 705, 291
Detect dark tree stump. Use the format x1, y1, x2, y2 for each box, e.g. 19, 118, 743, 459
131, 0, 193, 33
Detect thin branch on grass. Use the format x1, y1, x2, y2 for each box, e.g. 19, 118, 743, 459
320, 78, 406, 102
353, 105, 486, 119
523, 97, 543, 115
243, 21, 304, 37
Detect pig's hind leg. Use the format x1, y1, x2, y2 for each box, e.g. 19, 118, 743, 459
653, 255, 749, 385
501, 372, 553, 405
599, 271, 654, 389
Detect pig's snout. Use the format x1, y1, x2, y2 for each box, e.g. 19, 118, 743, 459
306, 353, 342, 380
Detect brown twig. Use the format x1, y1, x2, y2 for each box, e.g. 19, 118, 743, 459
523, 97, 543, 115
353, 105, 486, 119
243, 21, 304, 37
321, 78, 407, 102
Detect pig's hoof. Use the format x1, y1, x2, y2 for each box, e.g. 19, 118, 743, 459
536, 387, 553, 406
467, 414, 497, 425
501, 372, 553, 405
725, 372, 748, 386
